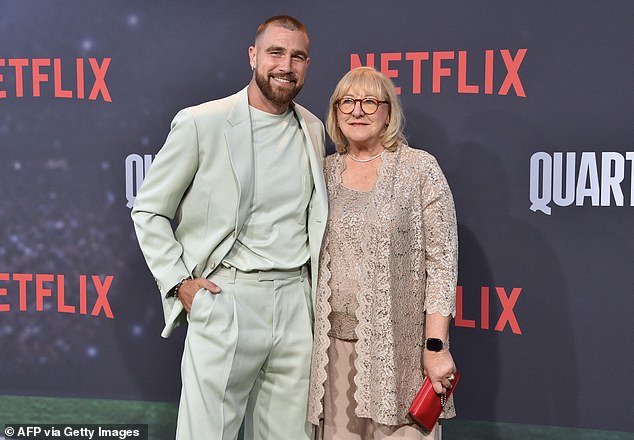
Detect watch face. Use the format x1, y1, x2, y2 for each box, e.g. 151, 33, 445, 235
426, 338, 443, 351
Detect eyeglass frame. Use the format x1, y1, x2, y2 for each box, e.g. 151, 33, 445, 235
336, 97, 389, 115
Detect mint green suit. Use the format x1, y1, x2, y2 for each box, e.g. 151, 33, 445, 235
131, 87, 327, 439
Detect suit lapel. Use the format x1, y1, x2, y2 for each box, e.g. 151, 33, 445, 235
292, 105, 327, 217
225, 88, 254, 233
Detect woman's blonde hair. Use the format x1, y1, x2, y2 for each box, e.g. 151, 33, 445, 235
326, 66, 406, 154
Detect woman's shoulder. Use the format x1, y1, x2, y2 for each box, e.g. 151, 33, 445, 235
323, 152, 344, 175
324, 152, 344, 166
393, 145, 452, 190
398, 144, 434, 160
395, 144, 441, 169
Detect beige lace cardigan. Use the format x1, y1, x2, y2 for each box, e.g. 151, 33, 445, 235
308, 144, 458, 426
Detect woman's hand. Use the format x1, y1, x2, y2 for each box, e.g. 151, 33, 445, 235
423, 349, 457, 394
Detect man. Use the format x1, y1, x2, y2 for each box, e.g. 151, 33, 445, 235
131, 16, 326, 440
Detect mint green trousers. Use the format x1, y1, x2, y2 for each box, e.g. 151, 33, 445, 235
176, 266, 313, 440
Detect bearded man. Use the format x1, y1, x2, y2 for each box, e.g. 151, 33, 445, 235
131, 15, 326, 440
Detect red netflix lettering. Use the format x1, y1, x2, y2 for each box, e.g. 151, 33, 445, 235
9, 58, 28, 97
80, 275, 88, 315
405, 52, 429, 94
484, 50, 494, 94
350, 49, 527, 97
54, 58, 73, 99
92, 275, 114, 318
88, 58, 111, 101
0, 272, 115, 318
499, 49, 526, 97
57, 274, 75, 313
14, 273, 32, 310
0, 57, 112, 102
0, 273, 8, 312
494, 287, 522, 334
454, 286, 475, 328
32, 58, 50, 97
380, 52, 402, 94
454, 285, 523, 334
36, 273, 54, 310
0, 59, 4, 98
458, 51, 479, 94
76, 58, 85, 99
432, 51, 454, 93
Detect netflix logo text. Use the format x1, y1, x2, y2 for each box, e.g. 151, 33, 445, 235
351, 49, 527, 97
0, 57, 112, 102
455, 285, 522, 335
0, 273, 115, 318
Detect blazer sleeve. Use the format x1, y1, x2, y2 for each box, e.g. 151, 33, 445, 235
131, 109, 200, 296
420, 154, 458, 317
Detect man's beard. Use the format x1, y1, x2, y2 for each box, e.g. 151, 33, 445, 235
254, 69, 303, 106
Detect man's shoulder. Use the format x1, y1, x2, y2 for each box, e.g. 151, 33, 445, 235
177, 88, 246, 120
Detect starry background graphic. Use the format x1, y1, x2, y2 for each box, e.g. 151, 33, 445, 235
0, 0, 337, 403
1, 0, 633, 434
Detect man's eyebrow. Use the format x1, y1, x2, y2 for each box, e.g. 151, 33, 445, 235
265, 45, 286, 53
291, 49, 308, 58
264, 46, 308, 58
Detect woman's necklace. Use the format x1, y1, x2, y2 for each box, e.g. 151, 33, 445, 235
348, 150, 383, 163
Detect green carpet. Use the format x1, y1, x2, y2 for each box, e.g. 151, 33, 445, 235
1, 395, 631, 440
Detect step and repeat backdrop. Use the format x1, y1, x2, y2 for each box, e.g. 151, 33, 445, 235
1, 0, 632, 435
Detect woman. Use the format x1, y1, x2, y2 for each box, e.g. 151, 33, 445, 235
308, 67, 458, 439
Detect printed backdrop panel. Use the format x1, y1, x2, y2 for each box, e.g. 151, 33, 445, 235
1, 0, 632, 433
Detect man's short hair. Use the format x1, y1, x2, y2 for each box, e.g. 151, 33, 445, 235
255, 15, 308, 42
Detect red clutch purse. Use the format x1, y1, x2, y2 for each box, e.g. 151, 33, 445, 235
408, 370, 460, 431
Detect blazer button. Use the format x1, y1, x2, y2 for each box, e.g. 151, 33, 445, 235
232, 230, 237, 238
210, 262, 216, 270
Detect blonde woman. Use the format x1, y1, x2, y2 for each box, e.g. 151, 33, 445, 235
309, 67, 458, 439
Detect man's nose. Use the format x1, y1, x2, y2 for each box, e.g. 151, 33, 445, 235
278, 54, 293, 71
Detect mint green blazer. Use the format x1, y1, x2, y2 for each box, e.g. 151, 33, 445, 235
131, 87, 327, 337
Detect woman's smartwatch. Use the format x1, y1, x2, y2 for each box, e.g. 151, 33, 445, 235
424, 338, 450, 352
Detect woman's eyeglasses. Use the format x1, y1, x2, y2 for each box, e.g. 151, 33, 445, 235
336, 97, 389, 115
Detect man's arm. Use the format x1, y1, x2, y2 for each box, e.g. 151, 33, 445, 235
131, 109, 200, 297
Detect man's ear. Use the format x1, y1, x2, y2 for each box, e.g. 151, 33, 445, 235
248, 46, 256, 70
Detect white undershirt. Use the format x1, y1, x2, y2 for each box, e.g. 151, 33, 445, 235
222, 106, 312, 271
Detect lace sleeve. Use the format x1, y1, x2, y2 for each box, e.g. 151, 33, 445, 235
420, 155, 458, 317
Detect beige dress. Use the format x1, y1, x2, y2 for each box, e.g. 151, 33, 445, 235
320, 183, 441, 439
309, 145, 458, 431
327, 184, 368, 341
